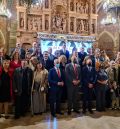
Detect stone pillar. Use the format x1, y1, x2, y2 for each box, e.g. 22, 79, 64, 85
42, 15, 45, 31
74, 0, 76, 12
74, 17, 76, 33
88, 0, 92, 35
24, 9, 27, 30
49, 14, 51, 32
94, 0, 97, 14
0, 15, 8, 50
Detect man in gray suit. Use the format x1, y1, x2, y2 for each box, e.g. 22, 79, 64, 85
65, 56, 81, 115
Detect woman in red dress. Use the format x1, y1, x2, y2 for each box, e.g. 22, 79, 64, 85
0, 58, 13, 119
10, 51, 21, 71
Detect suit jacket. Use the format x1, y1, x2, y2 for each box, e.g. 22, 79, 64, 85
11, 48, 25, 59
48, 67, 65, 88
82, 65, 96, 89
65, 63, 81, 87
78, 52, 87, 62
60, 49, 70, 60
13, 67, 33, 95
42, 59, 54, 71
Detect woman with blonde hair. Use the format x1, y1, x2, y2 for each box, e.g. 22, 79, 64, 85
31, 61, 48, 115
59, 55, 67, 102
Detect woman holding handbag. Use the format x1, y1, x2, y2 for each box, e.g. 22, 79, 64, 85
31, 61, 48, 115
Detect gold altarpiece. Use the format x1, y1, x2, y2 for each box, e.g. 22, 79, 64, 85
16, 0, 97, 45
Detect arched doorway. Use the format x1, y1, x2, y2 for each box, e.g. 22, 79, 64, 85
98, 31, 115, 59
22, 43, 32, 52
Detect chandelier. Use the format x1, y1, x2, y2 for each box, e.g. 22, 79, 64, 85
101, 13, 116, 25
101, 0, 120, 25
0, 3, 11, 18
22, 0, 45, 6
103, 0, 120, 11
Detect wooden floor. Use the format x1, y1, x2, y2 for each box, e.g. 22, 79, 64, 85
0, 110, 120, 129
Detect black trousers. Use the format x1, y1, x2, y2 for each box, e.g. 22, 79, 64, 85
49, 87, 62, 115
14, 93, 29, 117
67, 86, 79, 111
83, 88, 93, 111
96, 85, 106, 111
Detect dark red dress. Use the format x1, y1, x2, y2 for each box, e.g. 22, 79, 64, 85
0, 67, 13, 102
10, 60, 21, 71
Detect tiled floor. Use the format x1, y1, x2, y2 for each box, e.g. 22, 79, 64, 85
0, 110, 120, 129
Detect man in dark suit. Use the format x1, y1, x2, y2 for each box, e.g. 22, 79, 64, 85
78, 47, 87, 66
60, 43, 70, 61
65, 56, 81, 115
82, 57, 96, 114
13, 60, 33, 119
42, 51, 54, 71
28, 42, 37, 56
48, 59, 65, 117
10, 43, 25, 59
0, 48, 10, 66
48, 47, 55, 61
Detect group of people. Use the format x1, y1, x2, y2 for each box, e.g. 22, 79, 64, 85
0, 41, 120, 119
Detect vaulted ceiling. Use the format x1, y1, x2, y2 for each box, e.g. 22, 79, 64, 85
97, 0, 105, 13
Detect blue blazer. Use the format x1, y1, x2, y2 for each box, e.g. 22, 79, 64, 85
82, 66, 96, 89
60, 49, 70, 60
48, 68, 65, 87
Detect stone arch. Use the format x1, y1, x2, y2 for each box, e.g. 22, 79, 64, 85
0, 29, 5, 48
98, 31, 115, 59
98, 31, 116, 46
22, 43, 32, 51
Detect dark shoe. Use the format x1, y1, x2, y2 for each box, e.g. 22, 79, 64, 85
68, 111, 71, 115
5, 115, 9, 119
89, 110, 94, 114
51, 113, 56, 118
73, 110, 80, 114
56, 112, 64, 115
82, 110, 86, 114
14, 116, 20, 119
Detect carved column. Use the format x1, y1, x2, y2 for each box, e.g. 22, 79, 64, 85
94, 0, 97, 14
74, 0, 76, 12
24, 9, 27, 30
49, 14, 51, 32
74, 17, 76, 33
17, 11, 20, 30
88, 0, 92, 35
42, 15, 45, 31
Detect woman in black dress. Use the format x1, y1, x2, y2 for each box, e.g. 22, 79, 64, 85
96, 63, 108, 112
0, 58, 12, 119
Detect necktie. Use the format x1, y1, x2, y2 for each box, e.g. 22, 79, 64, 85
89, 67, 91, 72
74, 64, 78, 79
57, 69, 61, 78
113, 68, 116, 81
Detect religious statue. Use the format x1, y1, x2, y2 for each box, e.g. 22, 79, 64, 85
81, 19, 84, 32
92, 23, 95, 33
70, 2, 74, 11
28, 17, 33, 31
38, 17, 42, 30
45, 16, 49, 30
70, 21, 74, 32
45, 0, 49, 8
33, 17, 38, 31
85, 2, 89, 14
62, 18, 66, 33
20, 13, 24, 28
